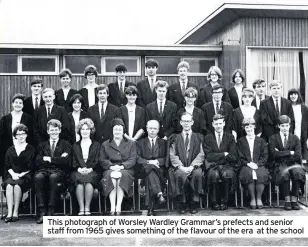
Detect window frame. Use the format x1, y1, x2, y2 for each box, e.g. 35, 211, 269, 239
18, 55, 59, 75
145, 56, 218, 76
102, 56, 141, 76
0, 54, 19, 75
63, 55, 102, 76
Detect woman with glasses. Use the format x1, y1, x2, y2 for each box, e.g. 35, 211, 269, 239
70, 118, 101, 215
197, 66, 231, 108
115, 86, 146, 142
228, 69, 245, 109
0, 94, 33, 178
79, 65, 99, 111
232, 88, 261, 140
2, 124, 35, 222
176, 87, 206, 135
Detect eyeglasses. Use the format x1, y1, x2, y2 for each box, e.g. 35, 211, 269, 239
210, 73, 218, 76
181, 120, 192, 123
126, 93, 137, 96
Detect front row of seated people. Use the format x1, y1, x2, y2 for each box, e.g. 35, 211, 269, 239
2, 113, 306, 224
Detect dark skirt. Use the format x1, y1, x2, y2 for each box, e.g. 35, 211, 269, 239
207, 165, 236, 191
100, 169, 135, 197
239, 166, 269, 185
168, 167, 205, 198
1, 173, 32, 194
274, 163, 306, 185
70, 170, 101, 192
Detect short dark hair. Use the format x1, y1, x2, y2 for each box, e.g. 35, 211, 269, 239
145, 59, 159, 68
155, 80, 169, 89
12, 93, 25, 103
184, 87, 198, 98
96, 84, 109, 94
59, 68, 73, 78
278, 115, 291, 125
211, 84, 224, 93
231, 69, 245, 84
84, 65, 98, 78
31, 77, 43, 87
212, 114, 225, 122
12, 124, 28, 138
115, 63, 127, 73
47, 119, 62, 130
287, 88, 303, 104
69, 94, 85, 108
252, 79, 266, 89
125, 85, 139, 96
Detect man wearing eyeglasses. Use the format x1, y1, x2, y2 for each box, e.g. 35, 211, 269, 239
169, 112, 205, 214
201, 84, 233, 134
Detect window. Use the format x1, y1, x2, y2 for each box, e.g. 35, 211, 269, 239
0, 55, 18, 73
64, 56, 101, 75
18, 56, 59, 75
146, 56, 217, 76
102, 56, 141, 76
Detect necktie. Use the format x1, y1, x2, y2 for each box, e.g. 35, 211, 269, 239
151, 138, 155, 156
35, 97, 39, 109
50, 141, 56, 157
185, 133, 189, 151
100, 103, 104, 121
216, 102, 220, 114
47, 107, 51, 118
181, 81, 186, 95
150, 78, 154, 92
275, 99, 280, 115
217, 133, 222, 148
284, 134, 288, 148
159, 101, 163, 116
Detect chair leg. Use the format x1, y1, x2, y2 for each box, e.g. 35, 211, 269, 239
104, 195, 107, 213
1, 189, 4, 218
98, 192, 102, 214
276, 185, 279, 207
29, 189, 33, 216
166, 180, 170, 211
132, 181, 135, 211
206, 192, 209, 208
240, 183, 243, 208
34, 194, 37, 216
269, 183, 272, 207
235, 190, 238, 208
63, 194, 66, 215
199, 196, 203, 209
70, 195, 72, 216
171, 199, 174, 211
138, 179, 141, 211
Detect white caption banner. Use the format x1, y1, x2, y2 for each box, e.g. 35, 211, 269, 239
43, 216, 307, 238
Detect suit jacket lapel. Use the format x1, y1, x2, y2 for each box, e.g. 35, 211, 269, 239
252, 138, 259, 162
146, 138, 152, 153
75, 142, 87, 167
178, 134, 187, 166
187, 133, 196, 165
7, 114, 12, 134
161, 101, 168, 119
58, 89, 64, 101
122, 107, 129, 132
94, 104, 102, 122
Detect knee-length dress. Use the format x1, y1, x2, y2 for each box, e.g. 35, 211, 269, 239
70, 141, 101, 191
99, 138, 136, 196
1, 144, 35, 193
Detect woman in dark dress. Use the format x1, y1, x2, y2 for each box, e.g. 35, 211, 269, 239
0, 94, 33, 178
115, 86, 146, 142
68, 94, 88, 144
176, 87, 206, 135
2, 124, 35, 222
232, 88, 261, 140
99, 118, 137, 215
238, 118, 269, 209
228, 69, 245, 109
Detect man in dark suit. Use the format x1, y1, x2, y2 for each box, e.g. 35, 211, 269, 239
203, 114, 237, 210
167, 61, 199, 110
136, 120, 167, 216
108, 63, 134, 107
87, 84, 118, 143
251, 79, 269, 110
169, 112, 205, 214
136, 59, 159, 107
268, 115, 305, 210
202, 85, 233, 134
23, 78, 44, 118
260, 80, 295, 142
33, 88, 70, 144
55, 68, 78, 112
146, 80, 177, 140
34, 119, 72, 224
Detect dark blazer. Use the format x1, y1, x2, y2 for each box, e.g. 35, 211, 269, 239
136, 78, 157, 107
146, 100, 177, 138
232, 107, 261, 140
68, 111, 89, 144
197, 83, 230, 108
167, 82, 199, 110
35, 139, 72, 172
55, 88, 78, 112
87, 103, 118, 143
201, 101, 233, 134
108, 81, 135, 107
23, 96, 44, 118
72, 141, 100, 171
252, 95, 269, 110
115, 105, 146, 138
299, 104, 308, 160
260, 97, 295, 141
33, 105, 70, 144
203, 132, 237, 169
176, 107, 207, 135
228, 87, 242, 109
237, 136, 268, 168
78, 87, 99, 111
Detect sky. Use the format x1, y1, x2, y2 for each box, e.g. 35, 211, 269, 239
0, 0, 308, 46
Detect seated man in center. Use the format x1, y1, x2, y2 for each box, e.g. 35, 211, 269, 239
203, 114, 237, 210
169, 112, 205, 214
34, 119, 72, 224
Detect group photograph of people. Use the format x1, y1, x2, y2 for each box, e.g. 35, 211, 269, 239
1, 58, 307, 226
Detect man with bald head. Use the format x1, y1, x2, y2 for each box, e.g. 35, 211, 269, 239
136, 120, 167, 216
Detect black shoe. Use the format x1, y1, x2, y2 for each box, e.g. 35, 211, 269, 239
47, 207, 54, 216
36, 215, 44, 224
256, 204, 264, 209
212, 203, 220, 210
284, 202, 292, 211
179, 209, 186, 214
12, 216, 19, 222
147, 209, 156, 216
291, 202, 300, 210
158, 194, 166, 204
116, 211, 122, 216
4, 217, 12, 223
190, 208, 198, 214
220, 203, 228, 210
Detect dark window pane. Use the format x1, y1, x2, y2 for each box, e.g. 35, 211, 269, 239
0, 55, 18, 73
183, 58, 216, 73
22, 58, 55, 72
147, 57, 181, 74
65, 56, 101, 74
105, 58, 138, 73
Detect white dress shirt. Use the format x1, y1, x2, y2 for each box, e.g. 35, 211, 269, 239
126, 105, 136, 137
292, 104, 302, 139
246, 135, 257, 180
62, 88, 70, 100
157, 99, 166, 113
98, 101, 108, 117
32, 94, 41, 109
